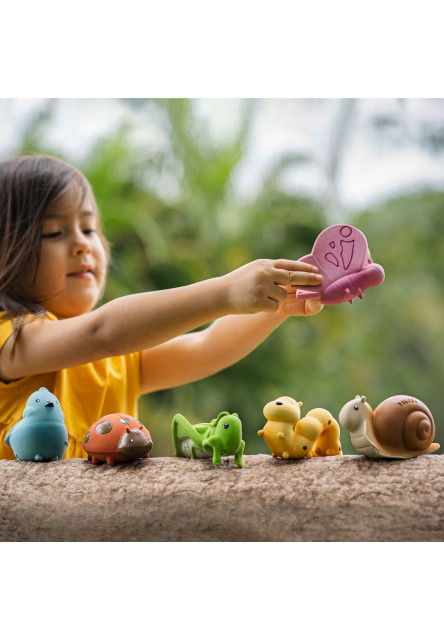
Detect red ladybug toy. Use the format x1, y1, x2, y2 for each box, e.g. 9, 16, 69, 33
83, 414, 153, 465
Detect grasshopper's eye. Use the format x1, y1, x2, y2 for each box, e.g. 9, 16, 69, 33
224, 423, 229, 429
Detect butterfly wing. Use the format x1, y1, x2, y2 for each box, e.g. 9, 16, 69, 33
296, 225, 384, 305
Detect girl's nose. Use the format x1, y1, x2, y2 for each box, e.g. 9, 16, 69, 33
71, 232, 92, 256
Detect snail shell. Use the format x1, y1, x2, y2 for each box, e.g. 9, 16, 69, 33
373, 395, 435, 453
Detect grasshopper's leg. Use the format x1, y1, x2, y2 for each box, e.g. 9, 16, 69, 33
234, 440, 245, 469
190, 443, 201, 459
203, 436, 221, 466
172, 414, 204, 457
212, 445, 222, 467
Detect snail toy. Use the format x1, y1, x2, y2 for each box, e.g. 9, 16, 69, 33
172, 412, 245, 468
296, 224, 385, 305
4, 387, 68, 462
83, 413, 153, 465
258, 396, 342, 459
339, 395, 440, 459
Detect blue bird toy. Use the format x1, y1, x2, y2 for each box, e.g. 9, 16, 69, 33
4, 387, 68, 461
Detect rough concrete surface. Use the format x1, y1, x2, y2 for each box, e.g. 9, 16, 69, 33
1, 454, 443, 541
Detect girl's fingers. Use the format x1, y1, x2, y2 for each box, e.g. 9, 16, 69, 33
273, 259, 319, 273
272, 266, 323, 287
268, 284, 288, 303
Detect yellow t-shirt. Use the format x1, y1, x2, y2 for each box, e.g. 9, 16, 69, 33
0, 311, 142, 459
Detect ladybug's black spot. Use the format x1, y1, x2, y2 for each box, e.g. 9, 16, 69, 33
119, 417, 131, 425
84, 431, 90, 445
95, 420, 113, 435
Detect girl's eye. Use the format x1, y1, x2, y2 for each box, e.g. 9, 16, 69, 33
42, 231, 61, 239
83, 229, 96, 235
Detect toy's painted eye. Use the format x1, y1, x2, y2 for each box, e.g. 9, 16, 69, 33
35, 399, 40, 403
275, 401, 283, 405
328, 420, 331, 425
224, 423, 229, 429
303, 445, 307, 450
353, 405, 359, 411
130, 439, 134, 444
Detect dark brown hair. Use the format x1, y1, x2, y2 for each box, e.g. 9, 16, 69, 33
0, 154, 110, 351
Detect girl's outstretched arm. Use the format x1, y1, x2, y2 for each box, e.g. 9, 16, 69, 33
0, 259, 321, 382
140, 277, 323, 393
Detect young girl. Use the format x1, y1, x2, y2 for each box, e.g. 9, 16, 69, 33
0, 155, 323, 459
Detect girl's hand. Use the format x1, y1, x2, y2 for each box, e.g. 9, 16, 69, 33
277, 286, 324, 317
222, 259, 323, 314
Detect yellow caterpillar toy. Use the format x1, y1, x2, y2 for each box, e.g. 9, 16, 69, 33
258, 396, 342, 459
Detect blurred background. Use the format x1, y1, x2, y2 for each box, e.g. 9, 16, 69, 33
1, 98, 444, 456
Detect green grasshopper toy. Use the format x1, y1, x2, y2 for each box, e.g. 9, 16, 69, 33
172, 412, 245, 468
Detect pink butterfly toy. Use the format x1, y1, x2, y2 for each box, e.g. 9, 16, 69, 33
296, 224, 385, 305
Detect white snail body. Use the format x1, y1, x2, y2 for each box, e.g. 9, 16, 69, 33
339, 395, 440, 459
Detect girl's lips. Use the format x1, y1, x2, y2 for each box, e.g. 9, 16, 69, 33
67, 270, 94, 279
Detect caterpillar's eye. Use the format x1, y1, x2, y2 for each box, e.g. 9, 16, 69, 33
353, 405, 359, 411
224, 423, 229, 429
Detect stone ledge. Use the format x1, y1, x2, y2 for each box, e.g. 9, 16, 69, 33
1, 454, 443, 541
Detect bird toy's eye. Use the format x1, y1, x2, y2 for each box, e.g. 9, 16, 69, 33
354, 405, 359, 411
35, 399, 40, 403
224, 423, 229, 429
303, 445, 307, 450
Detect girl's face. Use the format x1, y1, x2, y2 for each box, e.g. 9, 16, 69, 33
20, 183, 108, 318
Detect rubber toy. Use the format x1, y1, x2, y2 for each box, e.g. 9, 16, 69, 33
4, 387, 68, 461
339, 395, 440, 459
83, 414, 153, 465
172, 412, 245, 468
296, 224, 385, 305
258, 396, 342, 459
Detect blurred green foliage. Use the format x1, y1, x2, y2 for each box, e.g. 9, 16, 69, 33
17, 99, 444, 456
